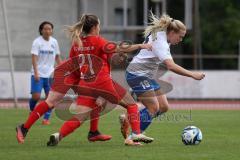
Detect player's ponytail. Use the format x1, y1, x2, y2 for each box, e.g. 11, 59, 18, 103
65, 14, 99, 47
65, 15, 86, 47
144, 12, 186, 40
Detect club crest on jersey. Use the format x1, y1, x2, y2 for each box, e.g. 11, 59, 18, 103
51, 44, 55, 49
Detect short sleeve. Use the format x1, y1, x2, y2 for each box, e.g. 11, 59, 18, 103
31, 39, 39, 55
55, 40, 60, 55
152, 40, 172, 61
98, 36, 116, 54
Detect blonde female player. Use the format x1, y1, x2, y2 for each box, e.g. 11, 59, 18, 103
120, 13, 205, 142
16, 14, 153, 145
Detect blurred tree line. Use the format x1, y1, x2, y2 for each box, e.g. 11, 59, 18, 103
167, 0, 240, 70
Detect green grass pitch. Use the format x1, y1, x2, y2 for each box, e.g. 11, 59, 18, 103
0, 109, 239, 160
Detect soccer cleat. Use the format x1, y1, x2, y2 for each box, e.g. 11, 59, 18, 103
88, 130, 112, 142
131, 133, 154, 144
119, 114, 130, 139
124, 135, 143, 146
42, 119, 50, 125
16, 124, 28, 144
47, 133, 60, 146
124, 139, 142, 146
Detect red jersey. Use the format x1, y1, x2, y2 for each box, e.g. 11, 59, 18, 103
69, 36, 115, 80
65, 35, 126, 105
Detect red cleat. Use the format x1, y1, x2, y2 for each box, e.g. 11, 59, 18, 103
88, 131, 112, 142
42, 119, 50, 125
16, 124, 28, 144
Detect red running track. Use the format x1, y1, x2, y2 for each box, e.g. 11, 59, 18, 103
0, 99, 239, 110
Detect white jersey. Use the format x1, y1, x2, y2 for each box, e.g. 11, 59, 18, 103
127, 31, 172, 79
31, 36, 60, 78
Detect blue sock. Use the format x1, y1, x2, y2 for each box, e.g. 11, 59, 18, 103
29, 99, 38, 111
140, 108, 153, 132
43, 109, 52, 120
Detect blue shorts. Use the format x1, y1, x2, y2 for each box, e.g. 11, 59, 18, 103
30, 75, 53, 94
126, 71, 160, 95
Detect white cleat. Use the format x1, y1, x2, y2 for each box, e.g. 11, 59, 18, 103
47, 133, 60, 147
124, 139, 143, 146
131, 133, 154, 144
124, 134, 142, 146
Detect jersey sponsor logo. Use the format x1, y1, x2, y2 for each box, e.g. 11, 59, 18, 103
39, 50, 54, 55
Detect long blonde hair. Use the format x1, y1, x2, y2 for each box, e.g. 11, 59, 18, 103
144, 12, 186, 40
65, 14, 99, 46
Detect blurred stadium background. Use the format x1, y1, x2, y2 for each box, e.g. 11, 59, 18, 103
0, 1, 240, 160
0, 0, 239, 107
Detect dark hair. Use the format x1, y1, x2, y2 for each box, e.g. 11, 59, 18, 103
39, 21, 54, 35
82, 14, 99, 34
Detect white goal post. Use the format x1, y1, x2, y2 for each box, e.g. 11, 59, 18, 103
1, 0, 18, 107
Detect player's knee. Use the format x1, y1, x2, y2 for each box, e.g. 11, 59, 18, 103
45, 98, 55, 108
32, 93, 40, 101
46, 102, 54, 108
45, 91, 64, 108
159, 104, 169, 113
147, 104, 160, 115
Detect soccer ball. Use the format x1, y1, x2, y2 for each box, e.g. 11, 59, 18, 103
181, 126, 202, 145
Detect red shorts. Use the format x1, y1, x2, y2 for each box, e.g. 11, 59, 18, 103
76, 95, 105, 121
76, 74, 126, 104
51, 59, 80, 94
76, 95, 97, 108
51, 59, 126, 104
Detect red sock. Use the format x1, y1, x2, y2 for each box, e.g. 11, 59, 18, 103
127, 104, 140, 134
90, 105, 100, 132
59, 117, 81, 138
24, 101, 50, 129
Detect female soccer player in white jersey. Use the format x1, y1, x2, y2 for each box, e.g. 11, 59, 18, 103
29, 21, 61, 125
120, 13, 205, 141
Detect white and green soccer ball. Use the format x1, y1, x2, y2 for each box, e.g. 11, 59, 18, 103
181, 126, 203, 145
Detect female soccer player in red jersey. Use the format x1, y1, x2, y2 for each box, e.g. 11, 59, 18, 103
16, 14, 153, 146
